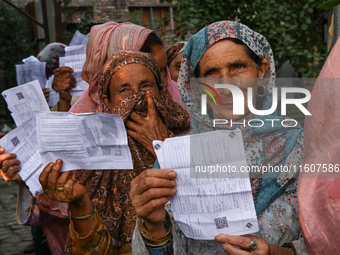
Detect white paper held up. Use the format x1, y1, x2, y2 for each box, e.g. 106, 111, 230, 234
0, 117, 44, 196
16, 62, 47, 88
153, 129, 259, 240
36, 112, 133, 171
1, 80, 50, 126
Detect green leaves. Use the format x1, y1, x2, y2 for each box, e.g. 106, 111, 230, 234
318, 0, 340, 10
166, 0, 326, 78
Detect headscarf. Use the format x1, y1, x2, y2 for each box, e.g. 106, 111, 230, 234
177, 21, 304, 213
166, 41, 187, 66
37, 42, 66, 78
70, 22, 155, 113
298, 39, 340, 255
72, 51, 190, 248
69, 21, 178, 114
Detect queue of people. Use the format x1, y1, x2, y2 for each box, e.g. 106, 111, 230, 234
0, 19, 338, 255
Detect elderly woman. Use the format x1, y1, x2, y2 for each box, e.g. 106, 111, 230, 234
129, 21, 309, 255
36, 50, 189, 254
53, 21, 179, 112
0, 23, 187, 255
166, 41, 187, 83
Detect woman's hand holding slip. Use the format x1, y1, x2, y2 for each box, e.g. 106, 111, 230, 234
215, 234, 293, 255
0, 147, 22, 182
125, 91, 168, 157
129, 168, 177, 235
39, 159, 95, 237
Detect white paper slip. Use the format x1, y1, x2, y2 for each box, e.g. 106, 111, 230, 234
64, 45, 89, 96
22, 55, 40, 63
59, 57, 65, 67
16, 62, 47, 88
69, 30, 89, 46
36, 112, 133, 171
45, 75, 60, 107
1, 80, 50, 126
153, 129, 259, 240
0, 117, 44, 196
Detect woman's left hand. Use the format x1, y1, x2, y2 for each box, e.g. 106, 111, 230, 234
125, 91, 168, 156
215, 234, 292, 255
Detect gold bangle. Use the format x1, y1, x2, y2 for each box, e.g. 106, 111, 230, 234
144, 235, 172, 247
138, 210, 172, 242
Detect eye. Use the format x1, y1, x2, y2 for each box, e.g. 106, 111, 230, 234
119, 87, 128, 93
176, 65, 181, 71
142, 83, 153, 88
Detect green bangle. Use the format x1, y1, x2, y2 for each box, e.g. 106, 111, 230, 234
70, 207, 96, 220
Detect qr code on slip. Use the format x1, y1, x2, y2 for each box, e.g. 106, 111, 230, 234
11, 136, 20, 147
16, 92, 24, 100
214, 217, 228, 229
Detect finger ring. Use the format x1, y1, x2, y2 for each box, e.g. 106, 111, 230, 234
56, 187, 64, 192
249, 238, 257, 250
1, 166, 9, 173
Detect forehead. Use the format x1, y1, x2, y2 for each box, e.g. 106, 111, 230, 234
200, 40, 250, 66
110, 63, 156, 87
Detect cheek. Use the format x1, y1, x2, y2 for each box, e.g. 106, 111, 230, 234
111, 95, 127, 108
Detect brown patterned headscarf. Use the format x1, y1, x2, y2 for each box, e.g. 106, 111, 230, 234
166, 41, 187, 66
73, 50, 190, 247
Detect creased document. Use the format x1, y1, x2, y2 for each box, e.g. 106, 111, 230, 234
45, 75, 60, 107
69, 30, 89, 46
65, 45, 89, 96
1, 80, 50, 126
16, 62, 47, 88
153, 130, 259, 240
37, 112, 133, 171
0, 117, 44, 196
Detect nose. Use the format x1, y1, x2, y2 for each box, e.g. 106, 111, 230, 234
132, 87, 140, 94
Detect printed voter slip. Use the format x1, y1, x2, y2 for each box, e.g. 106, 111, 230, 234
0, 112, 133, 196
153, 129, 259, 240
1, 80, 50, 126
36, 112, 133, 172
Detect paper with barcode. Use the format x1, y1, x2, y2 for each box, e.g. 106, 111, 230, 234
64, 45, 89, 96
1, 80, 50, 126
36, 112, 133, 172
0, 117, 44, 196
153, 129, 259, 239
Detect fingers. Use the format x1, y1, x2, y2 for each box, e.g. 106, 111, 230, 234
1, 165, 22, 182
56, 171, 71, 189
132, 168, 176, 188
136, 196, 171, 218
39, 162, 54, 190
137, 188, 176, 206
0, 147, 5, 154
59, 66, 74, 74
125, 119, 140, 131
0, 153, 17, 165
221, 243, 249, 255
127, 111, 144, 124
215, 234, 252, 250
146, 91, 157, 118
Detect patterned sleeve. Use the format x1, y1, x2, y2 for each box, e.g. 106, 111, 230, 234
69, 210, 115, 255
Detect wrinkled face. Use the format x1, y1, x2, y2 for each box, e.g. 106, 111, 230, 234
198, 39, 268, 120
101, 63, 160, 109
150, 44, 167, 83
169, 52, 183, 82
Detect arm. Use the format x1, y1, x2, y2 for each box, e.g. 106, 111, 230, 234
39, 159, 114, 254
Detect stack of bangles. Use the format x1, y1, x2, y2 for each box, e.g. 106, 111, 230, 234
138, 210, 173, 247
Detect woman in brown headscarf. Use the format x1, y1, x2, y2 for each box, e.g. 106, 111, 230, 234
39, 50, 190, 254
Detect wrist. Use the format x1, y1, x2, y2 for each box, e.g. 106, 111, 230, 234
69, 194, 93, 217
269, 244, 294, 255
144, 220, 167, 235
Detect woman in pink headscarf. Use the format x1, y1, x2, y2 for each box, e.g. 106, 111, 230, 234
298, 39, 340, 255
54, 21, 179, 113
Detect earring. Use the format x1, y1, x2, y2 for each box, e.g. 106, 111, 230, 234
256, 84, 266, 97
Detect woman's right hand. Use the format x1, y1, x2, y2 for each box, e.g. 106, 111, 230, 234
129, 168, 177, 234
0, 147, 22, 182
39, 159, 86, 204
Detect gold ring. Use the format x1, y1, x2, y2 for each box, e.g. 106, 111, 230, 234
56, 187, 64, 192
